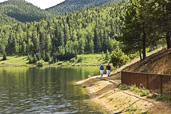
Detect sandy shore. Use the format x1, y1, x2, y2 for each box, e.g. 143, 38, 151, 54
76, 75, 171, 114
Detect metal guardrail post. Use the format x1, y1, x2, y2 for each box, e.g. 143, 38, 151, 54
147, 74, 149, 90
160, 75, 163, 95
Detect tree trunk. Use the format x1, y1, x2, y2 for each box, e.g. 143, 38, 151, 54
142, 29, 146, 59
139, 48, 142, 60
166, 31, 171, 49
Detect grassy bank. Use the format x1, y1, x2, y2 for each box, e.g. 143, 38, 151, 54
0, 54, 109, 67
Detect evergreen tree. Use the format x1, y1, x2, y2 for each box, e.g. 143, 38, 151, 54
2, 52, 7, 60
105, 50, 110, 60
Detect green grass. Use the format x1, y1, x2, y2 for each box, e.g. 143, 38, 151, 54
147, 94, 171, 102
119, 84, 171, 103
118, 84, 150, 97
0, 53, 108, 67
76, 54, 105, 65
0, 56, 29, 65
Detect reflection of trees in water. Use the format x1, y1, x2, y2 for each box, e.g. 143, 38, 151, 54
0, 67, 101, 113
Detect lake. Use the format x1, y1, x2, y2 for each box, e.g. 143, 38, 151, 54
0, 66, 106, 114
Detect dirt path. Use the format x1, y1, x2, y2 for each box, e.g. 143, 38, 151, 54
76, 76, 171, 114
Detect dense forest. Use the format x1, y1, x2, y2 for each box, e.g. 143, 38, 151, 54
0, 0, 54, 22
46, 0, 125, 15
0, 0, 170, 66
0, 1, 128, 63
0, 13, 19, 27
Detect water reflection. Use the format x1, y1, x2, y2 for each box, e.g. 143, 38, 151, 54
0, 67, 103, 114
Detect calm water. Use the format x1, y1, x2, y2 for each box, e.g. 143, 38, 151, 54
0, 66, 105, 114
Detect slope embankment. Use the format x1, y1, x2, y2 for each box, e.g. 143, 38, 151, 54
107, 48, 171, 81
76, 48, 171, 113
76, 76, 171, 114
124, 49, 171, 74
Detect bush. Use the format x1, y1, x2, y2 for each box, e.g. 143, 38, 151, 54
110, 47, 130, 67
101, 51, 104, 59
33, 54, 38, 63
36, 53, 41, 60
48, 57, 54, 64
77, 56, 84, 63
28, 55, 33, 63
36, 60, 44, 67
2, 52, 7, 60
105, 50, 110, 60
70, 58, 76, 63
118, 84, 130, 90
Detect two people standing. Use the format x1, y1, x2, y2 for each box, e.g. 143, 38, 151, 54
100, 64, 111, 78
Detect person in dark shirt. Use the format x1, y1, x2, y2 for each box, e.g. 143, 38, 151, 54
106, 64, 111, 77
100, 64, 104, 78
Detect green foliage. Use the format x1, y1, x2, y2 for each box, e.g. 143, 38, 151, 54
119, 0, 171, 60
88, 75, 92, 78
105, 50, 110, 60
118, 84, 150, 97
33, 54, 38, 63
44, 52, 50, 62
125, 104, 137, 113
36, 53, 41, 61
2, 52, 7, 60
101, 51, 104, 59
129, 85, 149, 97
28, 56, 33, 64
0, 0, 54, 22
46, 0, 125, 15
147, 94, 171, 102
36, 60, 44, 67
70, 58, 76, 63
77, 56, 84, 63
118, 84, 130, 90
128, 52, 139, 60
0, 13, 19, 27
110, 47, 130, 67
0, 1, 127, 61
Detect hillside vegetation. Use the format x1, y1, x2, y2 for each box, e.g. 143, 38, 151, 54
46, 0, 125, 15
0, 0, 54, 22
0, 13, 19, 27
0, 1, 128, 64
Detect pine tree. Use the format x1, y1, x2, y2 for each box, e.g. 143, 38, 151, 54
2, 52, 7, 60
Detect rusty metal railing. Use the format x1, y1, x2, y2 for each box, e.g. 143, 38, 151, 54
121, 71, 171, 96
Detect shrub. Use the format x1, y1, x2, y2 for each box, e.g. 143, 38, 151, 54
36, 53, 41, 60
118, 84, 130, 90
110, 47, 130, 67
2, 52, 7, 60
28, 55, 33, 63
101, 51, 104, 59
105, 50, 110, 60
70, 57, 76, 63
36, 60, 44, 67
33, 54, 38, 63
49, 57, 54, 64
77, 56, 83, 63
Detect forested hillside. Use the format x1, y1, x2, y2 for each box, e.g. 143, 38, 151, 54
1, 0, 170, 67
0, 13, 19, 27
0, 0, 54, 22
46, 0, 125, 15
0, 2, 128, 63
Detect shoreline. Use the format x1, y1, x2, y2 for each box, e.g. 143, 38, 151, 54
76, 76, 171, 114
0, 63, 109, 67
